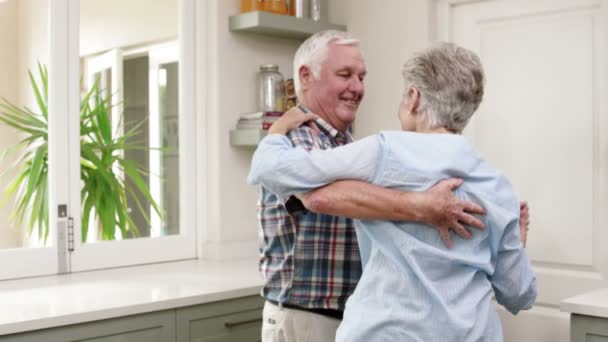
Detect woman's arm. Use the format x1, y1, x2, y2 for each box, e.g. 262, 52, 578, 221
490, 216, 537, 314
247, 133, 384, 201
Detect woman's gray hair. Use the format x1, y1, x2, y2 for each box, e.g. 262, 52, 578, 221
293, 30, 359, 99
402, 42, 484, 133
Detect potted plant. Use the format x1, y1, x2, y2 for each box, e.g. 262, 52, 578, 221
0, 64, 161, 243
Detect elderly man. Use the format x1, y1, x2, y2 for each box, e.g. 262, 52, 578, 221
249, 30, 527, 342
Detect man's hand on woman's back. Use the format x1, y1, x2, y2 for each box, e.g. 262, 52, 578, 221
419, 178, 486, 248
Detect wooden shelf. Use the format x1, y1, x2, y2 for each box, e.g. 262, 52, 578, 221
229, 11, 346, 40
230, 129, 267, 147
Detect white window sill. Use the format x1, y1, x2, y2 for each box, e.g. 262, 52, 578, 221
0, 259, 263, 335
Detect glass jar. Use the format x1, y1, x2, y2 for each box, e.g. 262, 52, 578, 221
262, 0, 288, 15
241, 0, 263, 13
258, 64, 285, 112
311, 0, 321, 21
242, 0, 288, 15
291, 0, 310, 18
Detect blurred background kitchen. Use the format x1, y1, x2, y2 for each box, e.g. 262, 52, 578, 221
0, 0, 606, 341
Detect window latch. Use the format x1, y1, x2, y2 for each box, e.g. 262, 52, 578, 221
67, 217, 75, 252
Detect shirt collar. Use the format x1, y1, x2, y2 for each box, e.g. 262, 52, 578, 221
299, 105, 353, 144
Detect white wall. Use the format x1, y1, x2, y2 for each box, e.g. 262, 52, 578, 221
0, 0, 21, 248
79, 0, 177, 56
17, 0, 49, 108
202, 0, 434, 259
329, 0, 435, 138
0, 0, 17, 103
201, 1, 301, 259
15, 0, 163, 104
0, 0, 50, 248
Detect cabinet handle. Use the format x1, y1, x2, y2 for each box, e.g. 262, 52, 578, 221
224, 317, 262, 328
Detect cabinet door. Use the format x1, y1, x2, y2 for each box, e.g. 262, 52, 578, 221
440, 0, 608, 340
0, 310, 175, 342
571, 314, 608, 342
177, 296, 264, 342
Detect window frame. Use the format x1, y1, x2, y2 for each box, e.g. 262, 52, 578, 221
69, 0, 198, 272
0, 0, 199, 280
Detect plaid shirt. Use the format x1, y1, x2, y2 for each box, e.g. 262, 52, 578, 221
256, 117, 362, 311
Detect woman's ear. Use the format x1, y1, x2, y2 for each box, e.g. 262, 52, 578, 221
408, 87, 420, 114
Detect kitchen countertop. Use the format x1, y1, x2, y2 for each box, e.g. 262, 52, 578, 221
0, 259, 264, 336
561, 288, 608, 319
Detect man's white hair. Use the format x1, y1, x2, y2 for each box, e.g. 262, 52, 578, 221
293, 30, 359, 99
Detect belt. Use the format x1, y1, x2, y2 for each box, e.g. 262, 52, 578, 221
266, 299, 343, 320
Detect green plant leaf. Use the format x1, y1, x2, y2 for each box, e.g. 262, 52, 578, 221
81, 190, 93, 242
28, 68, 48, 118
94, 93, 112, 145
23, 149, 46, 206
37, 63, 48, 120
0, 102, 46, 129
121, 159, 162, 217
0, 63, 164, 244
2, 168, 28, 208
30, 173, 47, 239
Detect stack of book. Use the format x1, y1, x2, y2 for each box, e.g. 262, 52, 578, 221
236, 111, 283, 130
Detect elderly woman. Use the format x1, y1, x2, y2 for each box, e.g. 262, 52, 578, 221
248, 43, 536, 341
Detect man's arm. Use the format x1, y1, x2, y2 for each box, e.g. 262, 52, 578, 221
301, 182, 531, 248
299, 179, 485, 248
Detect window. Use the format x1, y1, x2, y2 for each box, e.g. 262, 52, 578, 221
0, 0, 57, 279
0, 0, 198, 280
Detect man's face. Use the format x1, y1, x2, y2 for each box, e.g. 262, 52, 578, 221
302, 43, 366, 132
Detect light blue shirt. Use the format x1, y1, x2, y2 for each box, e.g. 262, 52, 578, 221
247, 131, 537, 342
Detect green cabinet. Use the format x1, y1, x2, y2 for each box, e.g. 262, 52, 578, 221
0, 295, 264, 342
0, 311, 175, 342
177, 296, 264, 342
571, 314, 608, 342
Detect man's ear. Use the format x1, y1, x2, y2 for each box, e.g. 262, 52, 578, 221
407, 87, 420, 114
299, 65, 312, 90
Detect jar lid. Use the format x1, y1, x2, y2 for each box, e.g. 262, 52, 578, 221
260, 64, 279, 71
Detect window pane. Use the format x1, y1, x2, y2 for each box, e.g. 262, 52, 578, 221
0, 0, 51, 249
158, 62, 179, 236
79, 0, 179, 243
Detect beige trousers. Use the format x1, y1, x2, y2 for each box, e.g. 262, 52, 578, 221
261, 301, 341, 342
